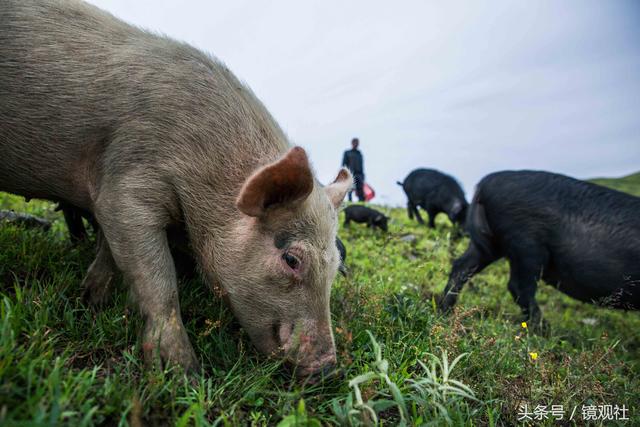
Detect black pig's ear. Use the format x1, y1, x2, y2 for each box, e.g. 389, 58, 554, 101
325, 168, 353, 209
236, 147, 314, 217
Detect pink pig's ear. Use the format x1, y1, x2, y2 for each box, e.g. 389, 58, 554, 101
237, 146, 314, 217
325, 168, 353, 209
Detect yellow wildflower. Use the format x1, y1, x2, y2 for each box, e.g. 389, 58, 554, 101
521, 322, 528, 329
529, 352, 538, 361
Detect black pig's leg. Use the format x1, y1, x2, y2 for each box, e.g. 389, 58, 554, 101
507, 268, 521, 305
427, 208, 437, 228
61, 205, 88, 242
412, 204, 425, 224
407, 202, 415, 220
508, 252, 545, 327
439, 242, 495, 311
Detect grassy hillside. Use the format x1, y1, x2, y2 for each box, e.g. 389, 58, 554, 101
590, 171, 640, 197
1, 192, 639, 426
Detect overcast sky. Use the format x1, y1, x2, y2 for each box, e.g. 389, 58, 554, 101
89, 0, 640, 205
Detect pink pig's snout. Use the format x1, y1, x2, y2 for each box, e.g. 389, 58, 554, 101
278, 320, 337, 378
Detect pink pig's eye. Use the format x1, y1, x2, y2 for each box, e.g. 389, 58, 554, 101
282, 252, 300, 270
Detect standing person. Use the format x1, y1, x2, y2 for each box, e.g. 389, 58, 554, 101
342, 138, 365, 202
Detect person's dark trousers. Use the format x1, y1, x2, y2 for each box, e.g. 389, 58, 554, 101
354, 173, 365, 202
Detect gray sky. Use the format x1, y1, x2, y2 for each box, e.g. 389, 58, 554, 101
89, 0, 640, 205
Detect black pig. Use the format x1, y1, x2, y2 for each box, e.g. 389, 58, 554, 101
344, 205, 388, 232
398, 169, 468, 228
439, 170, 640, 325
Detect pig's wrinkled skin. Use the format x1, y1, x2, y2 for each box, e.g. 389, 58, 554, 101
0, 0, 352, 377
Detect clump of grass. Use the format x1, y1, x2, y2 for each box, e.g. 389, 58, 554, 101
409, 350, 478, 424
332, 331, 478, 426
332, 331, 408, 425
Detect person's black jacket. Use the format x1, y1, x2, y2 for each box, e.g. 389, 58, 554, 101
342, 149, 364, 175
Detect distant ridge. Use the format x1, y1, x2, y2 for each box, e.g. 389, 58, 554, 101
590, 171, 640, 197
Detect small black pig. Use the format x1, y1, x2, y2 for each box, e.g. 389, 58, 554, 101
343, 205, 389, 232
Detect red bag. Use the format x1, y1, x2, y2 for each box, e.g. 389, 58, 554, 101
363, 183, 375, 202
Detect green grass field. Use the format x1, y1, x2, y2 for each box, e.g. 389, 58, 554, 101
590, 172, 640, 197
1, 174, 638, 426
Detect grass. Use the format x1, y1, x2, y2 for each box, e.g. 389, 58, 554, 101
1, 174, 639, 426
590, 171, 640, 197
